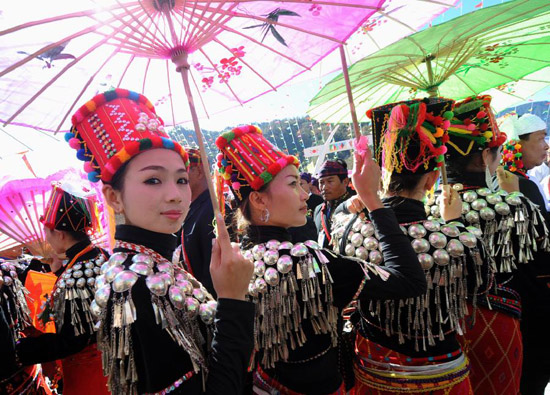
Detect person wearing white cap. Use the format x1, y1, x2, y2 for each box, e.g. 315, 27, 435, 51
528, 138, 550, 210
501, 113, 550, 394
501, 114, 549, 220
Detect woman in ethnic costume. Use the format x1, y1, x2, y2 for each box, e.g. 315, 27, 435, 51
331, 97, 492, 394
0, 259, 51, 395
428, 95, 550, 394
214, 124, 428, 394
1, 184, 107, 394
62, 89, 254, 395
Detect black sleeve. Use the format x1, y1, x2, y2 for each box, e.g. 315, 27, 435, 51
206, 299, 255, 394
184, 210, 217, 297
330, 208, 427, 309
196, 219, 216, 298
520, 177, 550, 224
15, 300, 93, 365
0, 305, 18, 379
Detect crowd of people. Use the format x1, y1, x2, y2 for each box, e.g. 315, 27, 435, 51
0, 89, 549, 395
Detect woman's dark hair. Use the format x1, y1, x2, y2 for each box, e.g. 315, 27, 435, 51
387, 172, 426, 195
232, 184, 269, 235
108, 160, 131, 191
66, 230, 91, 243
446, 146, 499, 178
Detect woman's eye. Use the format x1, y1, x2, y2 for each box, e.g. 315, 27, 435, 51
144, 178, 161, 185
178, 178, 189, 185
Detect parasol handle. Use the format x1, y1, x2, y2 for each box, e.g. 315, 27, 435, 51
440, 164, 448, 185
339, 46, 361, 141
173, 53, 220, 217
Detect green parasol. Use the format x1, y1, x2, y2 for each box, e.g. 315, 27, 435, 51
308, 0, 550, 124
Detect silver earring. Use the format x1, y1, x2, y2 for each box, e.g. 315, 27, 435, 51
261, 208, 270, 223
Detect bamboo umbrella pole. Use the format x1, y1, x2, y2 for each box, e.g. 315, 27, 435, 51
173, 52, 220, 216
161, 3, 220, 215
339, 46, 361, 140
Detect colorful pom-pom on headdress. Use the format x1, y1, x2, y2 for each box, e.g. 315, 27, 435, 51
40, 183, 99, 235
445, 95, 507, 158
215, 125, 299, 204
368, 97, 454, 185
501, 140, 526, 177
67, 89, 189, 183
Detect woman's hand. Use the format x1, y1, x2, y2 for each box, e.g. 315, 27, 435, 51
345, 195, 366, 214
496, 166, 519, 193
439, 185, 462, 221
351, 147, 383, 212
210, 214, 253, 300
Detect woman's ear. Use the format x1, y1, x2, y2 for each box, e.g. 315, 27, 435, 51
102, 184, 124, 214
424, 169, 440, 191
248, 190, 268, 212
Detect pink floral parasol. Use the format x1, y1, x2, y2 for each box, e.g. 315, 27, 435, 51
0, 0, 387, 211
0, 169, 113, 258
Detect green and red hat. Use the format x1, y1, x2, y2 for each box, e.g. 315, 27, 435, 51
368, 97, 454, 176
215, 125, 299, 203
67, 89, 188, 183
446, 95, 507, 158
40, 183, 99, 234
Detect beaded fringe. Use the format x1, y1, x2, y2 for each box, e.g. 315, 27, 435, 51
244, 240, 339, 369
331, 213, 484, 352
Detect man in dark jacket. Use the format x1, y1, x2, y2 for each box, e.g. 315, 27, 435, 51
313, 159, 354, 247
299, 172, 324, 215
182, 148, 217, 296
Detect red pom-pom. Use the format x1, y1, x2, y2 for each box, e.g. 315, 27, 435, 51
69, 138, 81, 149
84, 161, 94, 173
476, 111, 487, 119
463, 118, 472, 126
215, 136, 228, 149
267, 162, 282, 175
126, 142, 141, 156
250, 177, 264, 190
432, 116, 444, 126
480, 123, 489, 131
366, 109, 373, 119
441, 134, 450, 143
118, 89, 130, 98
94, 94, 107, 107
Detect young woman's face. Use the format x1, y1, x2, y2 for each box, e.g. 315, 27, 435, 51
107, 149, 191, 234
259, 165, 309, 228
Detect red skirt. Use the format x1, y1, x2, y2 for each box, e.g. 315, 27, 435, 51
61, 344, 109, 395
460, 301, 522, 395
0, 364, 51, 395
353, 335, 473, 394
253, 364, 346, 395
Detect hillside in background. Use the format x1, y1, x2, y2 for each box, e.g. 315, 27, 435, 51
168, 117, 371, 171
